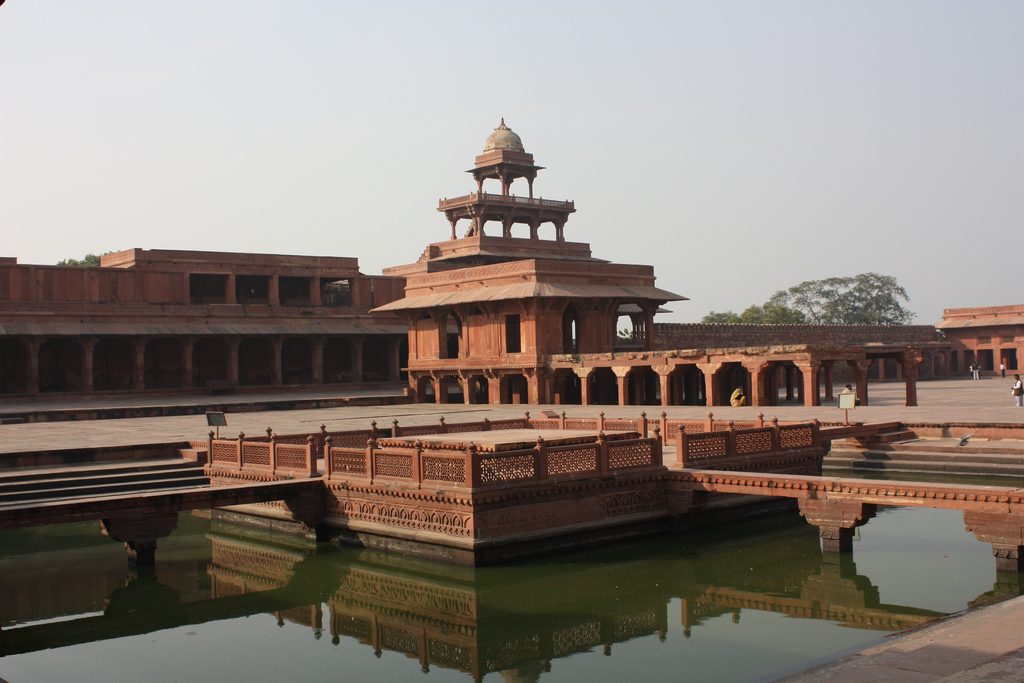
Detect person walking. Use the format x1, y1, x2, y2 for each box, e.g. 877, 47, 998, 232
1000, 361, 1006, 378
1013, 374, 1023, 407
971, 362, 981, 380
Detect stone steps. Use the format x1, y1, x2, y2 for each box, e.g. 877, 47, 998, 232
0, 460, 209, 506
826, 443, 1024, 479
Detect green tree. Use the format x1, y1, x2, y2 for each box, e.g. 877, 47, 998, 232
768, 273, 914, 325
702, 302, 806, 324
56, 253, 103, 267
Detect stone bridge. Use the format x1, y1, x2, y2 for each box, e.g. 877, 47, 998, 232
669, 470, 1024, 571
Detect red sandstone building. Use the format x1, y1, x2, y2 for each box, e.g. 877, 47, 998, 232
937, 304, 1024, 375
0, 249, 407, 396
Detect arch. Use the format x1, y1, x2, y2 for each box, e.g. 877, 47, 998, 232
282, 338, 313, 385
39, 338, 83, 392
439, 375, 464, 404
238, 338, 273, 386
416, 375, 436, 403
0, 339, 29, 394
552, 369, 582, 405
715, 362, 750, 407
562, 305, 581, 354
501, 374, 529, 404
441, 312, 462, 359
670, 365, 707, 406
362, 338, 390, 381
627, 366, 660, 405
614, 310, 645, 349
193, 338, 230, 386
93, 338, 135, 391
467, 375, 490, 404
144, 338, 184, 389
323, 337, 354, 383
589, 367, 618, 405
536, 221, 558, 241
950, 350, 959, 373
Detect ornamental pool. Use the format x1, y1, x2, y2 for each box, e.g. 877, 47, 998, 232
0, 505, 1016, 683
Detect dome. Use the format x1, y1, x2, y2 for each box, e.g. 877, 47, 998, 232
483, 118, 524, 152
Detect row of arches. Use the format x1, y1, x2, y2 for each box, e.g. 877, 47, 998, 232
0, 336, 408, 395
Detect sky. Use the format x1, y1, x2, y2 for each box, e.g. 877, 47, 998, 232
1, 1, 1021, 324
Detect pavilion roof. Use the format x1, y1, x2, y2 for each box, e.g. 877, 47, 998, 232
936, 313, 1024, 329
372, 282, 686, 312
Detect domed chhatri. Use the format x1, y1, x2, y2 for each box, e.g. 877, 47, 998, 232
483, 118, 524, 152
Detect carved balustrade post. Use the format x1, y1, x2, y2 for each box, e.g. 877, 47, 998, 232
675, 426, 688, 468
483, 417, 491, 431
652, 427, 663, 465
598, 412, 606, 432
770, 417, 781, 450
640, 411, 648, 438
439, 416, 447, 433
535, 436, 548, 481
306, 435, 316, 477
705, 412, 714, 432
757, 412, 764, 428
412, 440, 423, 485
596, 432, 609, 474
322, 435, 332, 478
468, 442, 481, 488
660, 411, 668, 442
726, 421, 737, 458
320, 424, 328, 455
206, 430, 214, 467
237, 432, 245, 470
559, 410, 567, 430
811, 419, 822, 447
365, 436, 377, 484
391, 419, 399, 438
270, 432, 278, 474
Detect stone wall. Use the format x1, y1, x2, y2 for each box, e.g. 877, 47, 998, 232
654, 323, 945, 350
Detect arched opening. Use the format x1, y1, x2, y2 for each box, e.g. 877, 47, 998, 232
562, 305, 581, 354
39, 338, 83, 392
282, 338, 313, 385
502, 374, 529, 404
416, 376, 436, 403
238, 338, 273, 386
362, 338, 390, 382
93, 339, 135, 391
324, 337, 354, 383
508, 223, 532, 240
442, 312, 462, 359
144, 338, 184, 389
552, 369, 582, 405
950, 350, 959, 372
589, 367, 618, 405
715, 362, 750, 407
193, 338, 230, 387
536, 221, 557, 241
439, 375, 464, 404
668, 365, 705, 406
627, 367, 660, 405
767, 362, 803, 405
614, 309, 645, 350
0, 339, 29, 394
467, 375, 489, 404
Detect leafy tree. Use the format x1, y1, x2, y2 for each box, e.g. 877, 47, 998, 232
769, 273, 914, 325
56, 253, 103, 267
702, 273, 914, 326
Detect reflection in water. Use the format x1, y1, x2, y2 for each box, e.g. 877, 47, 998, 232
0, 510, 1019, 682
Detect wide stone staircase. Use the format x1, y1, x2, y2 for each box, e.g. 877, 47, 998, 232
826, 432, 1024, 481
0, 459, 210, 507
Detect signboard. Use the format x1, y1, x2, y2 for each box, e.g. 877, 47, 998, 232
837, 392, 856, 410
206, 411, 227, 427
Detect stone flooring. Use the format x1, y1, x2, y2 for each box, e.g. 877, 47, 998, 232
1, 377, 1021, 455
778, 594, 1024, 682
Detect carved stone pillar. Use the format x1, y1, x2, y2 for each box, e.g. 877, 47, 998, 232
574, 367, 593, 406
656, 367, 673, 406
697, 362, 722, 407
225, 274, 237, 304
82, 337, 96, 392
612, 366, 630, 406
133, 338, 147, 391
312, 336, 325, 384
351, 336, 364, 383
902, 350, 922, 407
182, 337, 195, 389
822, 362, 834, 401
795, 360, 821, 407
26, 338, 41, 395
848, 359, 871, 407
798, 499, 877, 553
309, 276, 322, 306
271, 337, 283, 386
227, 339, 240, 387
742, 362, 768, 406
389, 337, 402, 381
269, 275, 280, 306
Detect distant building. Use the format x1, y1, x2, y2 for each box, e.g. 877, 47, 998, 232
0, 249, 407, 396
937, 304, 1024, 375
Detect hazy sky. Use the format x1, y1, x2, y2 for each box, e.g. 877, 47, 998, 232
2, 1, 1021, 324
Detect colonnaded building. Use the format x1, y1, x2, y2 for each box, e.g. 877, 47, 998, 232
0, 122, 1019, 407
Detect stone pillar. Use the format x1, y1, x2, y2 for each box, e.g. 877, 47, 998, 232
798, 499, 877, 553
26, 338, 41, 395
575, 367, 592, 406
351, 336, 364, 382
225, 274, 237, 304
182, 338, 195, 389
312, 336, 325, 384
388, 337, 402, 381
697, 362, 722, 407
742, 362, 768, 406
459, 375, 471, 405
309, 276, 322, 306
271, 337, 283, 386
656, 367, 672, 407
902, 350, 922, 407
527, 371, 541, 405
433, 376, 444, 404
486, 371, 500, 405
795, 360, 821, 407
82, 337, 96, 392
849, 359, 871, 407
269, 275, 280, 306
612, 366, 630, 406
227, 339, 240, 387
133, 338, 147, 391
823, 362, 834, 401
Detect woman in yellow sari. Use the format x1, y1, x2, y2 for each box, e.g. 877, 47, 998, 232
730, 387, 746, 407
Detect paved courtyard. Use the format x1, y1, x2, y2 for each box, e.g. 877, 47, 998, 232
0, 377, 1021, 454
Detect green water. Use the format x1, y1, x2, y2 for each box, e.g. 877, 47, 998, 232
0, 507, 1016, 683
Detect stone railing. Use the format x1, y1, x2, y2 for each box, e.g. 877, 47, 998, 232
325, 433, 661, 489
675, 418, 822, 469
206, 433, 317, 477
438, 192, 574, 210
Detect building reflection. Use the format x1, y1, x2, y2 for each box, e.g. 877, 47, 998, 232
1, 515, 1019, 681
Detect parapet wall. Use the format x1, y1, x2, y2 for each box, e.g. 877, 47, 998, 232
654, 323, 945, 350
